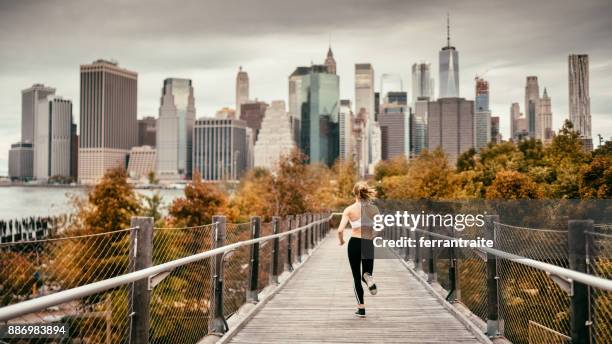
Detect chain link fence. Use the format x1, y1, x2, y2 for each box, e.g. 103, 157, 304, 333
0, 227, 135, 343
588, 224, 612, 344
149, 223, 216, 344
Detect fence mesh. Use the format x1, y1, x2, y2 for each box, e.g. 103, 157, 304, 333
223, 222, 251, 320
588, 225, 612, 344
0, 228, 134, 343
495, 222, 571, 344
149, 223, 216, 344
0, 214, 331, 343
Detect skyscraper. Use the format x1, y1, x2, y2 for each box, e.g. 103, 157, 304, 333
138, 116, 157, 147
510, 102, 528, 141
439, 15, 459, 98
324, 46, 337, 75
379, 102, 410, 160
8, 142, 34, 181
297, 65, 340, 166
338, 100, 353, 162
355, 63, 375, 167
27, 92, 75, 181
412, 62, 435, 104
236, 66, 249, 118
79, 59, 137, 183
491, 116, 501, 144
22, 84, 55, 144
156, 78, 196, 180
568, 54, 592, 150
427, 97, 474, 164
254, 100, 295, 170
193, 118, 248, 181
48, 98, 73, 178
524, 76, 540, 139
412, 97, 429, 156
540, 88, 553, 144
240, 100, 268, 141
474, 77, 491, 150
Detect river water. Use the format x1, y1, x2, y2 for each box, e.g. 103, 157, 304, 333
0, 186, 184, 220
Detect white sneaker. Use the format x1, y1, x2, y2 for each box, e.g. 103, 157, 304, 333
362, 273, 377, 295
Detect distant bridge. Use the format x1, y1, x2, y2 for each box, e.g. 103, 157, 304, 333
0, 213, 610, 344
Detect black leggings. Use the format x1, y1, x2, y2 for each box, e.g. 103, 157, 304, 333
347, 237, 374, 305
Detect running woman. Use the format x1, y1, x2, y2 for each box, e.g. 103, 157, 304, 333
337, 181, 379, 317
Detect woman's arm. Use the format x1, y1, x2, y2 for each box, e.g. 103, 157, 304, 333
337, 208, 349, 245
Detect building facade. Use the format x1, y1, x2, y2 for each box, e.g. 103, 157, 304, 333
9, 142, 34, 181
540, 88, 553, 144
427, 97, 474, 164
412, 62, 435, 105
324, 46, 337, 75
379, 102, 410, 160
79, 59, 138, 183
33, 96, 73, 180
138, 116, 156, 147
412, 97, 429, 156
491, 116, 501, 144
236, 66, 249, 118
355, 63, 375, 166
568, 54, 592, 150
338, 100, 353, 162
474, 77, 491, 151
524, 76, 540, 139
439, 17, 459, 98
295, 65, 340, 166
156, 78, 195, 180
240, 101, 268, 141
193, 118, 248, 181
510, 102, 528, 141
22, 84, 56, 144
127, 146, 156, 181
253, 100, 295, 170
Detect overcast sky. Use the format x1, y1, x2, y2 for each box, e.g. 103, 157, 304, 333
1, 0, 611, 174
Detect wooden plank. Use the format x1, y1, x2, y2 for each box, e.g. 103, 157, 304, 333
227, 234, 484, 343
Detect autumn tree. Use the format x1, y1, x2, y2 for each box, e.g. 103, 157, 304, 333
545, 120, 591, 198
485, 170, 542, 199
379, 149, 456, 199
374, 155, 410, 181
167, 170, 232, 227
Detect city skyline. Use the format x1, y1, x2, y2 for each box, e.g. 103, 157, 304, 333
1, 0, 611, 174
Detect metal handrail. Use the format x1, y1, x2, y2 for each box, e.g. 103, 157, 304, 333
411, 227, 612, 291
0, 215, 335, 322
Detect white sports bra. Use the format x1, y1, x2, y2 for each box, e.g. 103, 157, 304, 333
349, 213, 373, 228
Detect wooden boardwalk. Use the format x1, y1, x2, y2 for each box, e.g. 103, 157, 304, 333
226, 234, 486, 344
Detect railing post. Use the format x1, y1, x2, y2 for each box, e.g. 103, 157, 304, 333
209, 215, 227, 335
568, 220, 592, 344
297, 215, 303, 262
286, 215, 294, 272
447, 227, 460, 302
413, 231, 422, 271
247, 216, 261, 302
485, 215, 501, 338
315, 214, 320, 244
427, 227, 437, 283
309, 213, 314, 251
129, 216, 153, 344
271, 216, 280, 284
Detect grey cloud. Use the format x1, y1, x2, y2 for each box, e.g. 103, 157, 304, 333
0, 0, 611, 165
